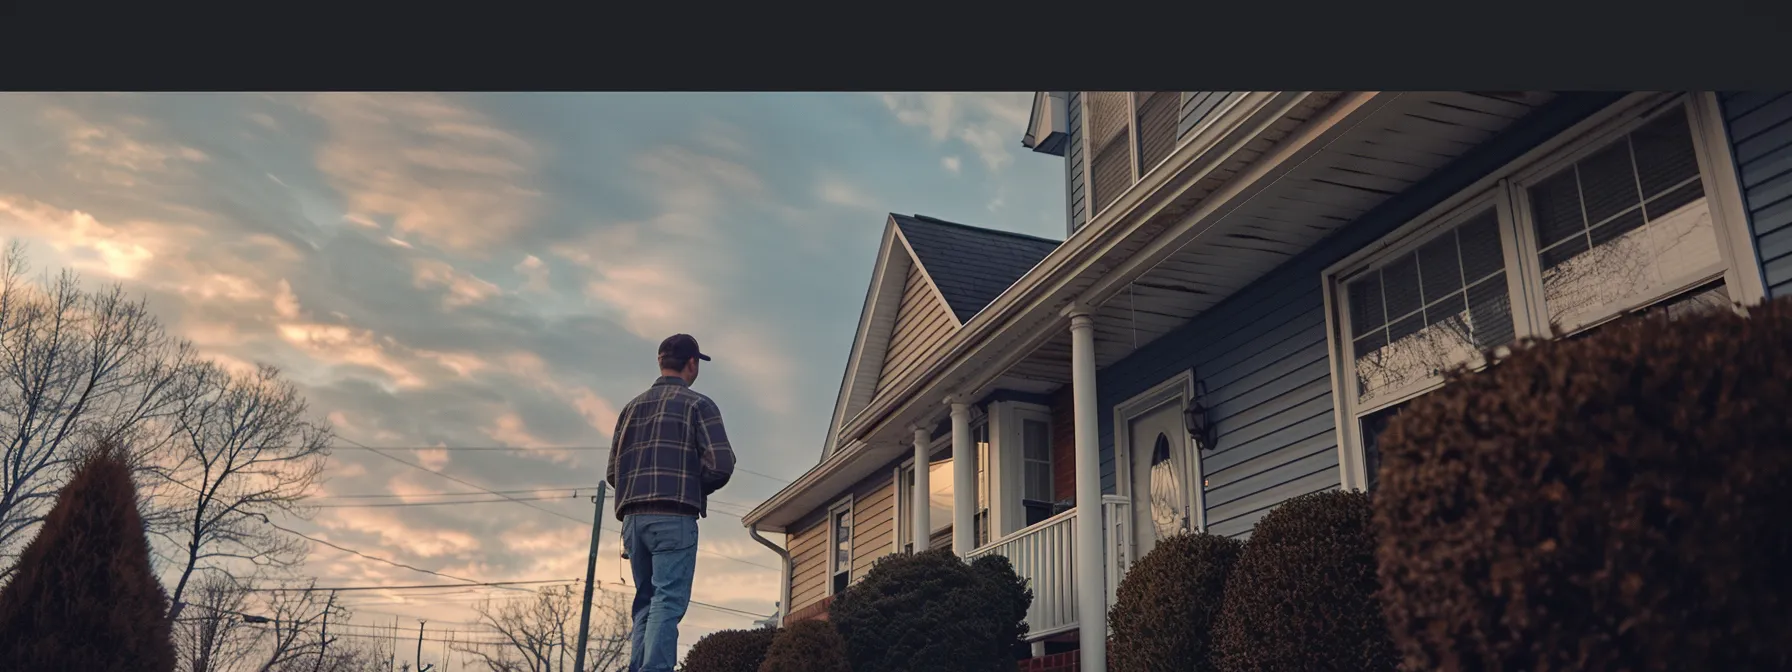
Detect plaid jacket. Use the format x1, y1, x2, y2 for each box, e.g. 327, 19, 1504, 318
605, 376, 736, 520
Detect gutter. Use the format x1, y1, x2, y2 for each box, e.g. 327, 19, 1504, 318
747, 524, 791, 627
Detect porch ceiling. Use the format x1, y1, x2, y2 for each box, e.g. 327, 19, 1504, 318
995, 92, 1558, 388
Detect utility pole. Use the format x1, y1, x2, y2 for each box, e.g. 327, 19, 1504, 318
573, 482, 609, 672
312, 590, 338, 672
388, 617, 398, 672
416, 620, 431, 672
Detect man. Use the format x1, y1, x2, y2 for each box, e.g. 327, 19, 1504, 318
606, 334, 736, 672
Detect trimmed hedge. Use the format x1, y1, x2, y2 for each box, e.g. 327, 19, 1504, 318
829, 548, 1031, 672
0, 443, 176, 672
682, 627, 781, 672
969, 554, 1032, 661
1214, 491, 1396, 672
1109, 532, 1243, 672
1374, 297, 1792, 670
759, 619, 851, 672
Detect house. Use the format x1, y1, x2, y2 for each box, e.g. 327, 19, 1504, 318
743, 91, 1789, 672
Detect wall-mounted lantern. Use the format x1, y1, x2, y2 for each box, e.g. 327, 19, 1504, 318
1184, 369, 1218, 452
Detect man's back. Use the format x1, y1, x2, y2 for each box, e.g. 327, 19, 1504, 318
606, 376, 735, 520
612, 334, 733, 672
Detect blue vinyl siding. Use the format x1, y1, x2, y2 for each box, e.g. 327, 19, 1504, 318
1178, 92, 1233, 141
1067, 92, 1087, 236
1092, 93, 1626, 538
1718, 92, 1792, 298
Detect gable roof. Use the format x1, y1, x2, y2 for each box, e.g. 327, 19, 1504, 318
891, 214, 1061, 324
819, 214, 1062, 461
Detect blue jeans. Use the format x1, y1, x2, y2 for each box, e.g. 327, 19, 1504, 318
623, 514, 699, 672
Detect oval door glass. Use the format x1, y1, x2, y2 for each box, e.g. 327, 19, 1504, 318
1148, 433, 1184, 541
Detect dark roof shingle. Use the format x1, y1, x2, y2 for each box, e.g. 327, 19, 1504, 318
891, 214, 1062, 324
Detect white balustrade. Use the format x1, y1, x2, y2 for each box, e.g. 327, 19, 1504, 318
966, 495, 1134, 641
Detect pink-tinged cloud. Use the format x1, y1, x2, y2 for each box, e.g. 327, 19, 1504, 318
309, 93, 542, 255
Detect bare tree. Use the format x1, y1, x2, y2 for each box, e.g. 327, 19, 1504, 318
256, 582, 343, 672
273, 628, 392, 672
457, 585, 630, 672
0, 241, 194, 572
154, 359, 333, 618
177, 573, 264, 672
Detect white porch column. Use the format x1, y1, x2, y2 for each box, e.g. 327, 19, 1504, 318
1068, 308, 1106, 672
950, 400, 975, 556
911, 424, 932, 553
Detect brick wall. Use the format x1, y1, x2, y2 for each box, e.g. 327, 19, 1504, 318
1050, 386, 1075, 503
1018, 650, 1079, 672
785, 594, 832, 623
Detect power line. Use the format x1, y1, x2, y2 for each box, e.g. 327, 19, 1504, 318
338, 437, 780, 572
316, 486, 598, 500
341, 438, 591, 525
313, 495, 583, 509
242, 579, 575, 593
336, 582, 768, 621
333, 444, 794, 483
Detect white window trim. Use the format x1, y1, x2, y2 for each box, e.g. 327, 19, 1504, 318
1689, 92, 1770, 307
826, 495, 854, 595
1111, 370, 1205, 533
986, 400, 1054, 538
1323, 92, 1768, 491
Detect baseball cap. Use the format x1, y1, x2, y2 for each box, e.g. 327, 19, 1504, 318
658, 334, 711, 363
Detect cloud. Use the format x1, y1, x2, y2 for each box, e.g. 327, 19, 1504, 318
40, 107, 210, 186
878, 92, 1032, 173
816, 176, 877, 212
411, 257, 501, 308
514, 254, 551, 293
0, 196, 166, 278
941, 155, 962, 174
309, 93, 543, 255
694, 118, 751, 157
316, 506, 483, 559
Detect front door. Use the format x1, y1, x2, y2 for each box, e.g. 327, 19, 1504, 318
1128, 401, 1194, 559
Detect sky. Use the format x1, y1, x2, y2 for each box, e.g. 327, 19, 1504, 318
0, 92, 1065, 664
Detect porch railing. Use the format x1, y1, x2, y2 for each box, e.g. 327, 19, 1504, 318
967, 494, 1133, 641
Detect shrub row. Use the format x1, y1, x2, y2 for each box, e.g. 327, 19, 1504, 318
1109, 492, 1395, 672
685, 549, 1032, 672
1108, 296, 1792, 671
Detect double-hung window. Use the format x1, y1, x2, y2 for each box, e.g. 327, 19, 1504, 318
1326, 95, 1751, 491
1016, 410, 1056, 528
828, 499, 852, 595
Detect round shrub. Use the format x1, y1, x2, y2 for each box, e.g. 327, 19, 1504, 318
759, 619, 851, 672
828, 548, 1031, 672
1214, 490, 1396, 672
1374, 297, 1792, 671
969, 554, 1033, 657
1109, 532, 1244, 672
682, 627, 780, 672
